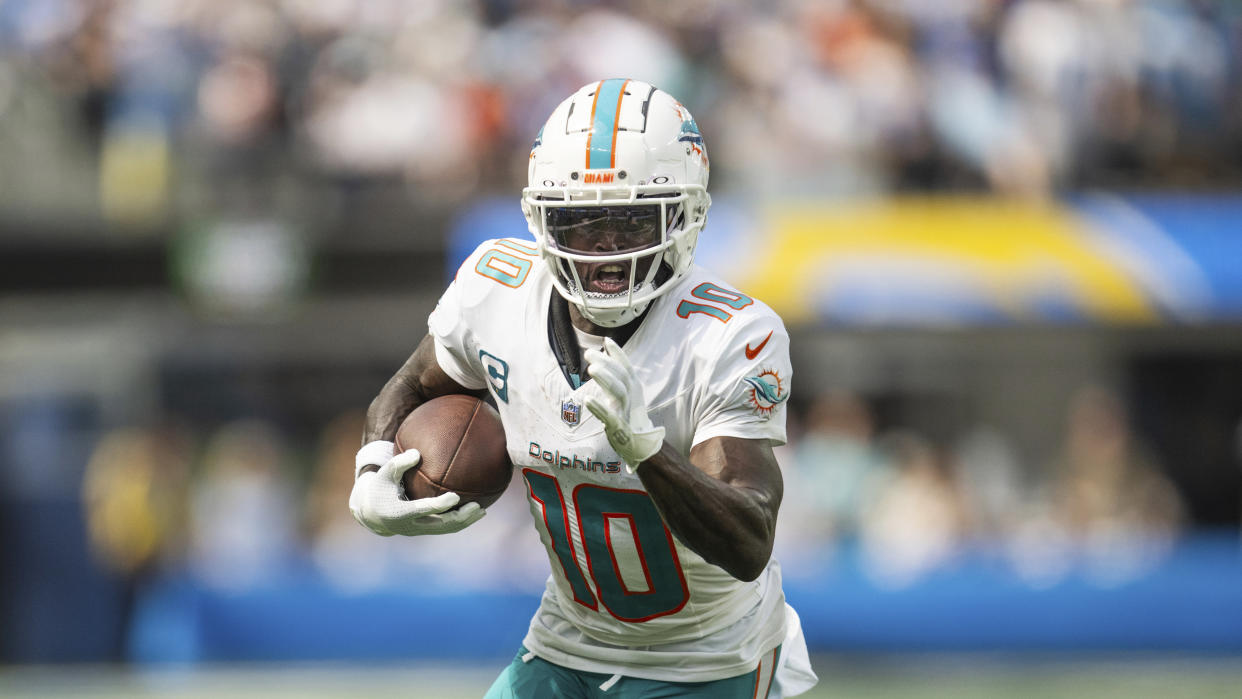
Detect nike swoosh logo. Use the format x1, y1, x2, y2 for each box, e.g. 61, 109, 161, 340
745, 331, 773, 360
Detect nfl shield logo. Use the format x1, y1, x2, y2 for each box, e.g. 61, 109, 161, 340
561, 400, 581, 426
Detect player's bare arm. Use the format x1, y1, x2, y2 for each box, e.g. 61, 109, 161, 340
362, 333, 483, 457
583, 335, 785, 582
639, 436, 782, 582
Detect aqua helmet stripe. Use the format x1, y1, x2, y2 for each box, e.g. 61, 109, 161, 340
586, 78, 629, 170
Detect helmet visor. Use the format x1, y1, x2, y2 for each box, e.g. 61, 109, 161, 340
545, 205, 665, 255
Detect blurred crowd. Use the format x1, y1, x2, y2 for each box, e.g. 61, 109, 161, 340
1, 0, 1240, 232
775, 383, 1185, 588
80, 382, 1188, 600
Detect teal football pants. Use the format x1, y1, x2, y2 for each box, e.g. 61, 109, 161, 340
483, 645, 782, 699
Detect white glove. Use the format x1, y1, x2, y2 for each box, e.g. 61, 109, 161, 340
349, 444, 485, 536
584, 337, 665, 472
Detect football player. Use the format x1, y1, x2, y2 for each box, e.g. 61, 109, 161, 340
350, 79, 818, 698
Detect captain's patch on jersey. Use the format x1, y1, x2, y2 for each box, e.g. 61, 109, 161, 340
479, 350, 510, 403
744, 368, 787, 417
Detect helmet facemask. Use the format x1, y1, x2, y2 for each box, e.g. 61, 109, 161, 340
522, 79, 711, 328
525, 185, 707, 327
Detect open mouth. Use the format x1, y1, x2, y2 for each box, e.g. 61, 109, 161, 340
585, 262, 630, 295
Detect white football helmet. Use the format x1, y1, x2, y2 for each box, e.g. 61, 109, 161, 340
522, 79, 711, 327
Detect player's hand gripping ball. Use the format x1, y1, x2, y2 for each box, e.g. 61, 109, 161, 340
349, 451, 483, 537
395, 394, 513, 509
349, 395, 511, 537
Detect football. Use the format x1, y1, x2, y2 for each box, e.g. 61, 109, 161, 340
395, 394, 512, 509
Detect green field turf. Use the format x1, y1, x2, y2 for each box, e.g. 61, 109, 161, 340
3, 655, 1242, 698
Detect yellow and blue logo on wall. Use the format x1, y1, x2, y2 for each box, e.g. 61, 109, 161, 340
729, 195, 1212, 326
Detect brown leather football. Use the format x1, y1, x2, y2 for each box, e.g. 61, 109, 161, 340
395, 394, 512, 509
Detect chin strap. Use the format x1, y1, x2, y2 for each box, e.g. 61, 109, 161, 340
548, 291, 587, 389
561, 260, 676, 329
548, 289, 656, 391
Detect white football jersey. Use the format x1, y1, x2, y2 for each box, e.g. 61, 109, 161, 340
429, 237, 796, 683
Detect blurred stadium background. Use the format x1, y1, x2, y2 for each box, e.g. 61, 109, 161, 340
3, 0, 1242, 697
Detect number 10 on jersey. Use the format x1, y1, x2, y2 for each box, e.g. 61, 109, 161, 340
523, 469, 689, 622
